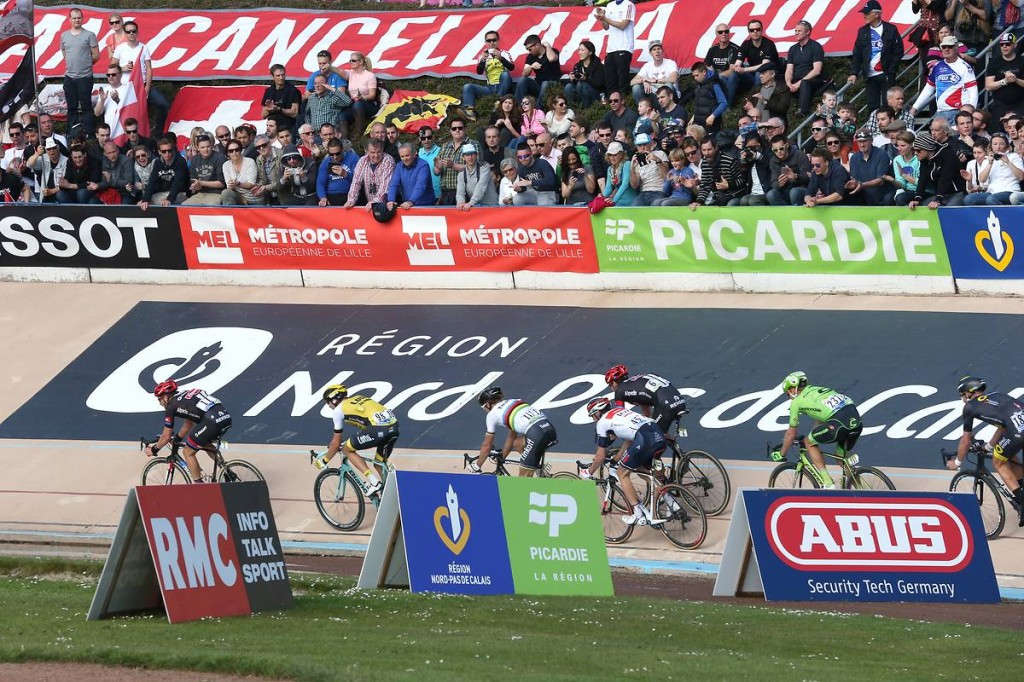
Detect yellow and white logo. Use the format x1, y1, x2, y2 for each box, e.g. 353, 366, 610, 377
434, 484, 470, 555
975, 211, 1014, 272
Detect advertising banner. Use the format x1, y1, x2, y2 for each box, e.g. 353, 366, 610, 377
937, 207, 1023, 279
0, 205, 187, 269
176, 206, 597, 273
714, 489, 999, 604
593, 207, 952, 276
22, 2, 917, 82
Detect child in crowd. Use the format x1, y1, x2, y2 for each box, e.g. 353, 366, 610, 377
633, 97, 660, 140
814, 89, 839, 127
836, 103, 858, 139
653, 147, 696, 206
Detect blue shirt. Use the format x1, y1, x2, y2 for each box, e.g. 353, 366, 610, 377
387, 157, 435, 206
418, 145, 442, 198
316, 149, 360, 198
307, 70, 348, 91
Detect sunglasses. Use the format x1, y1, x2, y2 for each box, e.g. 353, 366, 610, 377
125, 29, 137, 34
9, 130, 20, 136
521, 101, 531, 106
717, 29, 730, 35
516, 153, 532, 159
772, 147, 787, 153
349, 58, 361, 63
485, 37, 498, 43
109, 19, 122, 25
126, 129, 138, 134
598, 132, 612, 137
450, 126, 464, 131
300, 131, 314, 136
106, 72, 119, 77
329, 151, 344, 157
134, 154, 147, 159
256, 143, 269, 150
826, 140, 841, 146
748, 27, 762, 32
941, 45, 956, 49
686, 150, 700, 156
811, 127, 825, 132
419, 134, 433, 139
812, 163, 823, 168
226, 148, 241, 153
159, 148, 174, 154
217, 134, 230, 140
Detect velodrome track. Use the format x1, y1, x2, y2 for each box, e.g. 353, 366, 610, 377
1, 282, 1022, 595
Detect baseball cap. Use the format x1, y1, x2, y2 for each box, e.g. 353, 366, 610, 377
460, 143, 477, 154
859, 0, 882, 13
635, 133, 653, 145
44, 137, 58, 149
605, 141, 624, 156
1000, 32, 1017, 45
939, 36, 959, 48
649, 39, 663, 50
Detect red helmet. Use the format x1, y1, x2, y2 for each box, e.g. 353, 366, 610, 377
154, 380, 178, 398
586, 397, 612, 419
604, 364, 628, 385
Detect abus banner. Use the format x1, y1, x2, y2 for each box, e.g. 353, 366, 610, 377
593, 207, 952, 276
20, 2, 916, 81
715, 490, 999, 603
176, 206, 597, 273
937, 207, 1023, 279
0, 205, 187, 269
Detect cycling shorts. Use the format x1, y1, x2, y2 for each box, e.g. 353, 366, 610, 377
651, 389, 688, 433
994, 432, 1024, 463
519, 420, 558, 470
618, 422, 667, 472
185, 406, 232, 451
345, 423, 400, 460
807, 405, 862, 454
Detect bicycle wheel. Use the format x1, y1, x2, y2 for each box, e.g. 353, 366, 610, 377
140, 457, 190, 486
845, 466, 895, 491
219, 460, 265, 483
598, 479, 634, 544
314, 469, 366, 532
656, 483, 708, 550
950, 472, 1005, 540
675, 450, 732, 516
767, 462, 821, 489
551, 471, 580, 481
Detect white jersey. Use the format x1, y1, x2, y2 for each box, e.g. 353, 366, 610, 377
603, 0, 636, 53
485, 399, 547, 434
594, 407, 655, 447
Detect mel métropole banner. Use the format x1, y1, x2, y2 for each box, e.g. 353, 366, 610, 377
593, 207, 952, 276
937, 207, 1023, 279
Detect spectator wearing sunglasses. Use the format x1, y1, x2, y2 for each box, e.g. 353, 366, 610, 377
766, 134, 811, 205
93, 64, 128, 133
105, 13, 129, 62
416, 127, 442, 201
113, 21, 170, 136
911, 36, 979, 126
434, 118, 477, 205
461, 31, 514, 122
515, 34, 562, 104
317, 139, 359, 206
252, 134, 283, 205
512, 141, 558, 205
801, 116, 832, 155
138, 140, 188, 210
704, 24, 742, 105
279, 144, 318, 206
802, 147, 850, 207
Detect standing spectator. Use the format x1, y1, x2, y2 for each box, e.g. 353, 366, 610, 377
985, 32, 1024, 128
304, 50, 347, 102
687, 63, 728, 135
964, 132, 1023, 204
731, 132, 771, 205
911, 0, 947, 57
866, 86, 916, 136
93, 64, 128, 133
183, 133, 226, 205
461, 31, 514, 122
629, 132, 668, 205
113, 21, 170, 136
105, 13, 128, 63
252, 134, 283, 205
595, 0, 635, 98
848, 1, 906, 111
417, 127, 442, 201
456, 144, 498, 209
387, 142, 434, 209
705, 24, 743, 104
630, 40, 679, 103
689, 136, 743, 207
600, 91, 640, 134
559, 147, 597, 205
221, 140, 259, 205
100, 141, 135, 203
278, 144, 317, 206
565, 41, 606, 108
785, 20, 826, 118
515, 35, 561, 104
317, 139, 358, 206
944, 0, 993, 57
28, 139, 67, 203
139, 139, 187, 209
57, 145, 101, 203
888, 131, 921, 205
736, 19, 781, 91
262, 64, 301, 134
345, 138, 394, 209
479, 126, 514, 186
434, 117, 476, 205
602, 141, 636, 205
767, 134, 812, 205
512, 141, 558, 205
847, 129, 897, 204
911, 36, 978, 125
305, 74, 350, 133
803, 148, 850, 206
745, 63, 791, 124
60, 8, 100, 137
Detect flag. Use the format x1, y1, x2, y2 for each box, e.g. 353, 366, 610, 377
111, 56, 150, 146
0, 0, 38, 124
367, 89, 459, 135
165, 85, 271, 150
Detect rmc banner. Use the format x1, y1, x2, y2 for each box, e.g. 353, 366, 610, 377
592, 207, 952, 276
21, 2, 917, 81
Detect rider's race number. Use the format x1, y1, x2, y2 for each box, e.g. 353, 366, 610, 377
373, 410, 395, 424
642, 374, 671, 392
824, 394, 850, 411
1011, 410, 1024, 433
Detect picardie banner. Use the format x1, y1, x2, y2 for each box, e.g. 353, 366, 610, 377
175, 206, 598, 273
592, 207, 952, 276
20, 2, 918, 81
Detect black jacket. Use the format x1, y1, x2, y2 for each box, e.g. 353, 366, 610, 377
914, 141, 966, 203
850, 21, 905, 80
769, 145, 811, 190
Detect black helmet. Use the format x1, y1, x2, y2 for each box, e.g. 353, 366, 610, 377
372, 202, 397, 223
957, 376, 986, 395
478, 386, 502, 406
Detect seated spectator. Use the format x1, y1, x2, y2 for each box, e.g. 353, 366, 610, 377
865, 86, 916, 137
652, 148, 696, 206
614, 128, 635, 158
705, 24, 742, 104
317, 139, 359, 206
100, 141, 135, 203
687, 63, 728, 135
656, 86, 688, 130
878, 120, 906, 160
304, 50, 348, 102
388, 142, 435, 209
27, 138, 66, 203
515, 35, 561, 104
927, 117, 969, 204
814, 88, 839, 128
847, 129, 896, 205
182, 133, 226, 205
345, 138, 395, 209
689, 136, 744, 207
766, 134, 811, 206
785, 20, 827, 118
888, 131, 921, 206
534, 132, 561, 171
277, 144, 317, 205
140, 139, 187, 209
479, 125, 514, 186
836, 102, 858, 139
368, 121, 399, 161
600, 91, 640, 134
183, 126, 206, 164
461, 30, 514, 122
744, 63, 791, 125
559, 146, 597, 205
339, 52, 379, 135
631, 39, 679, 104
962, 137, 992, 199
490, 95, 519, 148
965, 132, 1023, 204
296, 124, 318, 158
0, 160, 29, 201
517, 95, 547, 146
456, 143, 498, 209
511, 140, 558, 205
545, 95, 575, 137
736, 18, 781, 91
221, 140, 260, 205
602, 141, 636, 206
824, 131, 852, 169
973, 108, 991, 139
235, 124, 258, 159
306, 74, 351, 134
117, 118, 156, 156
262, 64, 301, 134
870, 106, 898, 147
498, 158, 517, 205
629, 132, 669, 205
685, 124, 707, 144
130, 145, 152, 201
565, 40, 605, 108
56, 145, 101, 203
802, 147, 850, 207
800, 116, 831, 155
730, 132, 771, 205
251, 134, 282, 205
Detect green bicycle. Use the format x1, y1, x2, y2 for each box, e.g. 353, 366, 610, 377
767, 436, 895, 490
312, 450, 393, 531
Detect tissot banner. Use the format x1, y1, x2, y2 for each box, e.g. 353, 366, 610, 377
22, 2, 917, 81
936, 207, 1024, 279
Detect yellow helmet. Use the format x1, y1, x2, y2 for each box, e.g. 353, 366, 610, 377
323, 384, 348, 402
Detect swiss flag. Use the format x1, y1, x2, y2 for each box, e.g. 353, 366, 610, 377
111, 59, 150, 146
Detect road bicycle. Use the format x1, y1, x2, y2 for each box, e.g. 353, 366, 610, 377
313, 450, 394, 532
767, 436, 895, 490
139, 436, 263, 485
461, 450, 555, 478
942, 439, 1022, 540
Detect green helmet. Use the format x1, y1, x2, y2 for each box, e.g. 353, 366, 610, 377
782, 371, 807, 392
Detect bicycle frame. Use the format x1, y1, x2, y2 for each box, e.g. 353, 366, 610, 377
943, 443, 1019, 509
462, 451, 552, 477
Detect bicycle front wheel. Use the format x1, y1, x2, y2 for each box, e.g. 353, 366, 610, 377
656, 483, 708, 550
676, 450, 731, 516
314, 469, 366, 532
950, 472, 1005, 540
551, 471, 580, 481
845, 466, 895, 491
768, 462, 820, 489
219, 460, 265, 483
141, 457, 190, 486
598, 479, 634, 544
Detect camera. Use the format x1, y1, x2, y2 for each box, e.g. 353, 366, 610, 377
994, 153, 1004, 160
635, 151, 649, 165
741, 148, 757, 163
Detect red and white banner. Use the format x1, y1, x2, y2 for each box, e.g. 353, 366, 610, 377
16, 2, 918, 82
166, 85, 270, 150
176, 206, 599, 273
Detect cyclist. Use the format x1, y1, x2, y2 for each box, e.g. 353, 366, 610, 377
949, 376, 1024, 526
311, 384, 399, 497
147, 380, 233, 483
474, 386, 558, 477
776, 371, 862, 489
584, 397, 667, 526
604, 364, 688, 434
